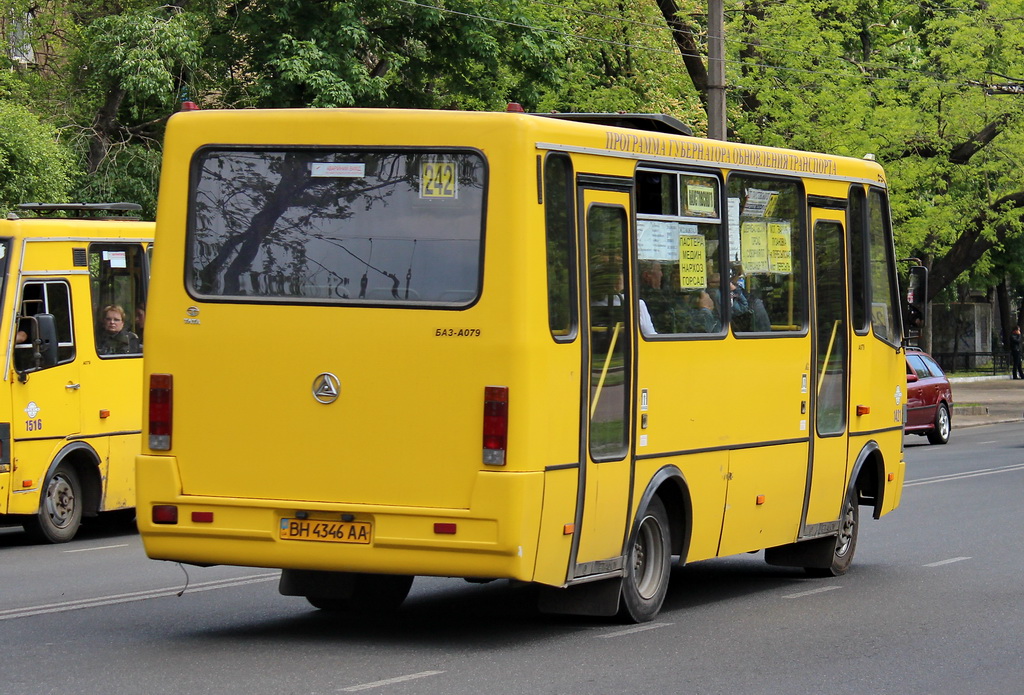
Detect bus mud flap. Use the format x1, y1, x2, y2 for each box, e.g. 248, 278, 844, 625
764, 536, 835, 569
536, 577, 621, 617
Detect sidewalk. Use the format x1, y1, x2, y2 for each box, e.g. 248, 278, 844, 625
948, 375, 1024, 428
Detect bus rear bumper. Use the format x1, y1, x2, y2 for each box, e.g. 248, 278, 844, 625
135, 455, 545, 582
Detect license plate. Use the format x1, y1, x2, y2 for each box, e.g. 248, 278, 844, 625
279, 518, 372, 544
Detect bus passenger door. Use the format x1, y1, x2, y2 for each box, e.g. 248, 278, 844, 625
572, 183, 635, 576
10, 279, 82, 496
804, 213, 850, 530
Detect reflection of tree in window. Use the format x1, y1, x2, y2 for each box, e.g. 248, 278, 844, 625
190, 150, 484, 304
544, 154, 574, 337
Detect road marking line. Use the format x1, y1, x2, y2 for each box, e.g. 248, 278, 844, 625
924, 556, 971, 567
0, 572, 278, 621
339, 671, 445, 692
63, 544, 130, 553
905, 463, 1024, 487
598, 622, 672, 638
783, 586, 841, 599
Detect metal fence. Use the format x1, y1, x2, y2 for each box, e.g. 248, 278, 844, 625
931, 351, 1010, 375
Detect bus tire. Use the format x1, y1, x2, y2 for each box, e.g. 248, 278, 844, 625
24, 463, 83, 544
619, 495, 671, 623
306, 573, 414, 614
806, 487, 859, 578
927, 403, 951, 445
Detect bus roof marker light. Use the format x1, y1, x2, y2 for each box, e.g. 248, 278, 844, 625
483, 386, 509, 465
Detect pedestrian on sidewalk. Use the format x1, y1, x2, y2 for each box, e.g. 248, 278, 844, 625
1010, 325, 1023, 380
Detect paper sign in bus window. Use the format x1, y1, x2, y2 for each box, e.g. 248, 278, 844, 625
310, 162, 366, 178
637, 220, 695, 261
678, 234, 707, 290
684, 183, 717, 217
767, 222, 792, 274
728, 198, 741, 262
420, 160, 458, 199
741, 189, 778, 218
103, 250, 127, 268
741, 222, 769, 273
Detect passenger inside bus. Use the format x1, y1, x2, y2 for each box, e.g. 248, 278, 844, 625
96, 304, 140, 355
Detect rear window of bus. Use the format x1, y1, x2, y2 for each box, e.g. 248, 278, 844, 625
186, 148, 486, 306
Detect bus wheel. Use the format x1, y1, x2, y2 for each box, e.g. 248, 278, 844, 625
306, 573, 414, 614
927, 403, 951, 445
24, 463, 83, 543
619, 495, 671, 623
806, 488, 859, 578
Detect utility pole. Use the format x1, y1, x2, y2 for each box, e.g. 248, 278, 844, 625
707, 0, 726, 140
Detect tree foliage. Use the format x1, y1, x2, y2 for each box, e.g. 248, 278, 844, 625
2, 0, 1024, 306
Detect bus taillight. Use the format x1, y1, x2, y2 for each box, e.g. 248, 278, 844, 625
149, 373, 173, 451
483, 386, 508, 465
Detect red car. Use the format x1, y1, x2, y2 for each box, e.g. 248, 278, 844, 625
904, 347, 953, 444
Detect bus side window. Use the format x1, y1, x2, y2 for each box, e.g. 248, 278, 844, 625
14, 281, 75, 372
544, 153, 576, 341
867, 189, 900, 345
726, 175, 806, 334
635, 169, 724, 337
90, 243, 148, 356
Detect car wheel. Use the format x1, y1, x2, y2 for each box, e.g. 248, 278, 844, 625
23, 463, 83, 543
927, 403, 951, 445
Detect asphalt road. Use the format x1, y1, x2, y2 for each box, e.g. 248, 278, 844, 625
2, 426, 1022, 695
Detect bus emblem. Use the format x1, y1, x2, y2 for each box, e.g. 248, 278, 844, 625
312, 373, 341, 404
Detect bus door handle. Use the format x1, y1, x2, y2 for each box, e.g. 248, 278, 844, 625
65, 383, 81, 390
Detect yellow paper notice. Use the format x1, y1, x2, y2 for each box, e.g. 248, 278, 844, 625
678, 235, 707, 289
768, 222, 792, 274
741, 222, 769, 273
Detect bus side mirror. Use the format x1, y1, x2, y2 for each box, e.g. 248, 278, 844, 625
34, 314, 59, 368
904, 265, 928, 340
16, 314, 59, 379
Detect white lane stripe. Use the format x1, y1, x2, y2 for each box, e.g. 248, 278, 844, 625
0, 572, 278, 621
924, 556, 971, 567
63, 544, 130, 553
339, 671, 445, 692
783, 586, 841, 599
598, 622, 672, 638
905, 463, 1024, 487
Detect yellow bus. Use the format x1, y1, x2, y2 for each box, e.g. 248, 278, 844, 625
137, 107, 914, 621
1, 203, 153, 542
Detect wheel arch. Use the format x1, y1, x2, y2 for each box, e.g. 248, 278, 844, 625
631, 465, 692, 563
849, 440, 884, 520
44, 442, 103, 517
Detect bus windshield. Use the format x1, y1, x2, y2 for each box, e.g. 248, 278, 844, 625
187, 148, 486, 306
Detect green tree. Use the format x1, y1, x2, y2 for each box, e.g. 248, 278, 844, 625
0, 97, 72, 213
200, 0, 565, 110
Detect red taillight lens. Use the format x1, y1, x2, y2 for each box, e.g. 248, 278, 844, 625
483, 385, 508, 465
149, 373, 173, 450
152, 505, 178, 524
